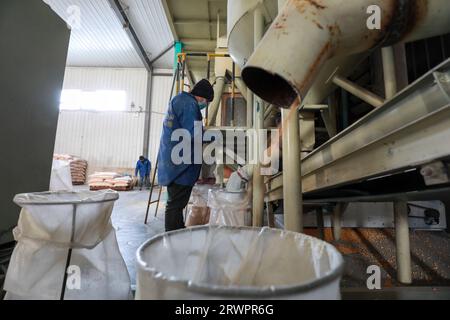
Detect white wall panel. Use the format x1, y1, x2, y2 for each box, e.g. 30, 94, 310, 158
151, 74, 173, 113
148, 74, 174, 164
54, 110, 145, 173
63, 67, 148, 110
55, 68, 174, 174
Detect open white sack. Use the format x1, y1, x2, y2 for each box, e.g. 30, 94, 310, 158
208, 189, 251, 227
4, 190, 131, 300
136, 226, 344, 300
50, 160, 73, 191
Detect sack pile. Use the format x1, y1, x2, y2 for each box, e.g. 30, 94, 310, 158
88, 172, 135, 191
53, 154, 88, 185
70, 159, 88, 185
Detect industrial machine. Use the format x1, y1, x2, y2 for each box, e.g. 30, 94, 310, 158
224, 0, 450, 285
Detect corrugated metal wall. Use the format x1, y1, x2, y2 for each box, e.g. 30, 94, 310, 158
63, 67, 148, 109
54, 110, 145, 172
148, 74, 173, 165
54, 67, 173, 174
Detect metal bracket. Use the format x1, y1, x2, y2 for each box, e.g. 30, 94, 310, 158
420, 161, 450, 186
434, 71, 450, 103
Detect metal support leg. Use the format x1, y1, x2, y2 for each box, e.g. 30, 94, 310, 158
382, 47, 412, 284
394, 201, 412, 284
382, 46, 398, 99
61, 204, 77, 300
252, 7, 266, 228
282, 106, 303, 233
252, 100, 265, 227
316, 207, 325, 240
333, 203, 343, 241
266, 201, 275, 228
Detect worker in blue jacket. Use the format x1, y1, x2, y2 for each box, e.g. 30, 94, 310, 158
135, 156, 151, 190
158, 79, 214, 231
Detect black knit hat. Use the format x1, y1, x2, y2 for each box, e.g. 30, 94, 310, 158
190, 79, 214, 102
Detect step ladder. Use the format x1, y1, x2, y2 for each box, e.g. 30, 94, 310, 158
144, 63, 181, 225
144, 158, 163, 224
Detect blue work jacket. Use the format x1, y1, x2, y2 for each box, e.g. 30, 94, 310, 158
135, 159, 151, 177
157, 92, 203, 187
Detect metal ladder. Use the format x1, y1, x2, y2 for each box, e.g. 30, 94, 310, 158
144, 159, 163, 224
143, 62, 181, 224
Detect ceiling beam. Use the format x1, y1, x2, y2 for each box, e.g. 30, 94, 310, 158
181, 39, 217, 51
173, 19, 227, 26
161, 0, 179, 41
149, 41, 175, 65
108, 0, 152, 71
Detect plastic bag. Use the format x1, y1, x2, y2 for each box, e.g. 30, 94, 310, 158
4, 190, 131, 300
185, 185, 218, 227
208, 189, 251, 227
136, 226, 344, 300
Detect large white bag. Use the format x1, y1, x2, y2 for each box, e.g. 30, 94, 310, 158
4, 190, 131, 300
50, 160, 73, 191
208, 189, 251, 227
136, 226, 344, 300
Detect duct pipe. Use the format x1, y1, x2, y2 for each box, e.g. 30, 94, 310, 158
235, 77, 248, 98
207, 76, 226, 126
282, 105, 303, 232
252, 6, 266, 227
242, 0, 450, 107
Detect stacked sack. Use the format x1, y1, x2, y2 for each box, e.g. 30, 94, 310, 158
88, 172, 135, 191
53, 154, 88, 185
70, 159, 88, 185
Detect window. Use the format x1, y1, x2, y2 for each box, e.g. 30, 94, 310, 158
60, 89, 127, 111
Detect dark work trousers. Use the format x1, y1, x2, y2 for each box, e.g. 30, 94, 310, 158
165, 183, 193, 232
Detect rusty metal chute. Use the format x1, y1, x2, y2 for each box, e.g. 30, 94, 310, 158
240, 0, 450, 107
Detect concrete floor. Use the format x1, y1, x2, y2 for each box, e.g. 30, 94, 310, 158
110, 188, 166, 289
109, 188, 450, 298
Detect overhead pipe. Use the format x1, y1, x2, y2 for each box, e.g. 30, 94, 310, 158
242, 0, 450, 107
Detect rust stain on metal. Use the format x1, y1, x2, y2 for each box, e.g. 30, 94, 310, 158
368, 0, 429, 48
327, 23, 341, 37
293, 0, 327, 14
313, 20, 324, 30
305, 0, 326, 10
400, 0, 428, 39
295, 41, 332, 94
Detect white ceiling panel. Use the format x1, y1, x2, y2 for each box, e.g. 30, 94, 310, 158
43, 0, 144, 67
121, 0, 175, 68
